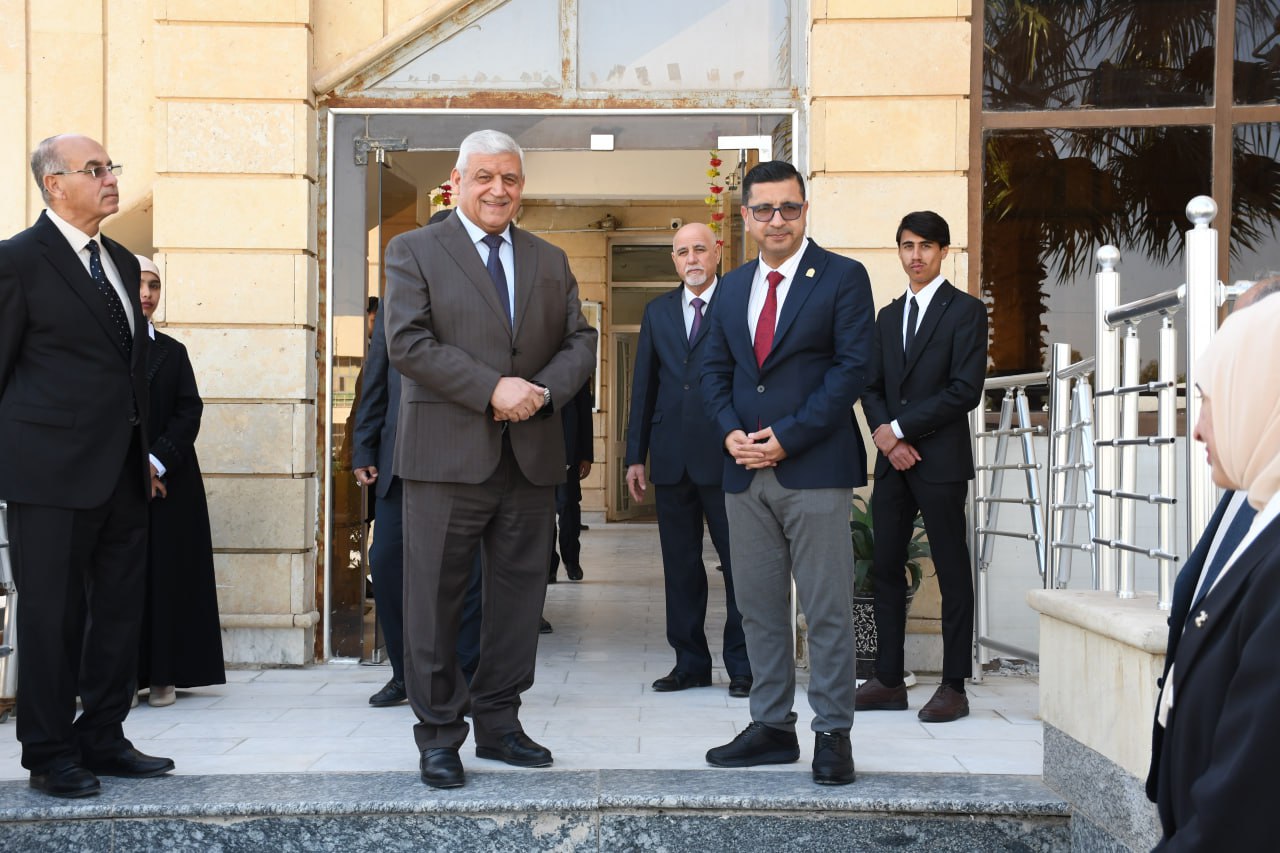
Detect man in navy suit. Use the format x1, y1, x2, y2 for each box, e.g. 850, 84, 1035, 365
856, 211, 988, 723
701, 161, 874, 785
625, 222, 751, 698
0, 134, 173, 797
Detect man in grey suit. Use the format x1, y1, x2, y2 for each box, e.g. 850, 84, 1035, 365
384, 129, 597, 789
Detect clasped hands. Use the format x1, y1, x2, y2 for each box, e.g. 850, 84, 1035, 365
725, 427, 788, 469
872, 423, 921, 471
491, 376, 546, 422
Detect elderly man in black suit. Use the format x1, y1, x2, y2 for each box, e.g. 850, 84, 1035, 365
0, 134, 174, 798
856, 211, 988, 723
625, 222, 750, 698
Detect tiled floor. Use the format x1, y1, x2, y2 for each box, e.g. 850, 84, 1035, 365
0, 520, 1043, 779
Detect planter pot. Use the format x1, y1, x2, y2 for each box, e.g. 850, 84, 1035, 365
851, 591, 914, 681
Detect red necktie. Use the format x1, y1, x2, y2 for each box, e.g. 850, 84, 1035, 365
754, 270, 784, 368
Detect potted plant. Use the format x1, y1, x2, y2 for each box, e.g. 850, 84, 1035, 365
850, 493, 930, 680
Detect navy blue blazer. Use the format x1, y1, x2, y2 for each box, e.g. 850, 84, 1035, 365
352, 307, 400, 500
625, 281, 726, 487
1151, 509, 1280, 850
700, 241, 875, 494
861, 280, 988, 483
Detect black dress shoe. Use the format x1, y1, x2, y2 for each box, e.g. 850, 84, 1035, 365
84, 747, 174, 778
565, 563, 584, 581
812, 731, 856, 785
706, 722, 800, 767
475, 731, 553, 767
540, 618, 554, 634
728, 675, 753, 698
29, 763, 100, 798
420, 747, 465, 788
651, 669, 712, 692
369, 678, 407, 707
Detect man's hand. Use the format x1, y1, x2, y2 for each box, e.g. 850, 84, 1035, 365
625, 463, 647, 503
872, 423, 899, 455
887, 441, 921, 471
724, 429, 758, 463
577, 460, 592, 480
743, 426, 788, 469
490, 377, 544, 422
354, 466, 378, 487
150, 473, 167, 499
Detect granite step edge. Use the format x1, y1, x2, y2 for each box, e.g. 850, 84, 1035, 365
0, 769, 1068, 822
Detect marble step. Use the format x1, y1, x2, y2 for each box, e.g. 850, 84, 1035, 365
0, 769, 1070, 852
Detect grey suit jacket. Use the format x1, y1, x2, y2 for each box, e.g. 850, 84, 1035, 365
383, 213, 597, 487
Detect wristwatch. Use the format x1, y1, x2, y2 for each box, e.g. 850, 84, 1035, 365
541, 386, 553, 409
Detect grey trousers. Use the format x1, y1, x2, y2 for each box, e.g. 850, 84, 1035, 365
725, 468, 856, 733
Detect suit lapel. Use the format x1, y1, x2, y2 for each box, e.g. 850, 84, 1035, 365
437, 218, 512, 333
689, 280, 721, 350
35, 214, 130, 362
1174, 521, 1277, 681
903, 281, 956, 378
661, 286, 690, 352
884, 296, 907, 363
147, 332, 170, 383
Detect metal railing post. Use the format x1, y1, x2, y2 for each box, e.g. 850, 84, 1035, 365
1117, 327, 1140, 599
1183, 196, 1219, 559
1094, 246, 1121, 592
1157, 316, 1177, 609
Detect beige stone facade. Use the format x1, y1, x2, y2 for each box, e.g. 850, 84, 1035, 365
6, 1, 973, 666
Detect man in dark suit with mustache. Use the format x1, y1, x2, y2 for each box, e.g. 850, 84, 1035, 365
0, 134, 174, 798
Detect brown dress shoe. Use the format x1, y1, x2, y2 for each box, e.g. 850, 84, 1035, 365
917, 684, 969, 723
855, 677, 908, 711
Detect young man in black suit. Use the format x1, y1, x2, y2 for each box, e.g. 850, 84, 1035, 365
0, 134, 174, 797
856, 211, 988, 723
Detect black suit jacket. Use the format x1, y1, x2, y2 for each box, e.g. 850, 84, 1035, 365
352, 308, 401, 500
861, 280, 987, 482
561, 382, 594, 467
0, 212, 149, 506
1151, 511, 1280, 851
625, 281, 725, 487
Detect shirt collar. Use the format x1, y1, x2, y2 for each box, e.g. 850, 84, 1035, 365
454, 207, 512, 247
905, 274, 947, 306
683, 277, 718, 307
759, 237, 811, 283
45, 207, 98, 253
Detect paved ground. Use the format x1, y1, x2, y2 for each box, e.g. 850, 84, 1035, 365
0, 521, 1042, 779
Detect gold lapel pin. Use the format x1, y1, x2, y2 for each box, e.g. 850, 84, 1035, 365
1194, 611, 1208, 628
805, 268, 815, 278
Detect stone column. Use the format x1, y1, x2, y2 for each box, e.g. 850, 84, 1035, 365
153, 2, 319, 664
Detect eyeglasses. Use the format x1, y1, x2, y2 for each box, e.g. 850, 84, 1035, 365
51, 163, 123, 180
747, 202, 804, 222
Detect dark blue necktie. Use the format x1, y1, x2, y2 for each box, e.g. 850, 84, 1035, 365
481, 233, 511, 326
1189, 499, 1258, 613
85, 240, 132, 354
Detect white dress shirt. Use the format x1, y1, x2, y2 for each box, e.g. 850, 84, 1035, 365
455, 207, 515, 321
747, 237, 811, 341
683, 278, 718, 338
45, 207, 135, 335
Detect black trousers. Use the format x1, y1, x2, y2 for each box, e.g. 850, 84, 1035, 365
9, 432, 148, 771
552, 470, 583, 568
870, 468, 974, 682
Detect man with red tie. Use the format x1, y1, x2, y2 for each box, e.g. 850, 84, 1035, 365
701, 160, 875, 785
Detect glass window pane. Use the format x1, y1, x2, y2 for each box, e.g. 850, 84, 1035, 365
982, 126, 1211, 375
612, 287, 668, 326
1229, 122, 1280, 283
984, 1, 1215, 111
611, 245, 677, 282
372, 0, 561, 90
1234, 1, 1280, 104
578, 0, 791, 91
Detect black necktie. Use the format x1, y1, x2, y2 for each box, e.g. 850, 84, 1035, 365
904, 295, 919, 355
1188, 500, 1258, 614
481, 234, 511, 326
86, 239, 132, 354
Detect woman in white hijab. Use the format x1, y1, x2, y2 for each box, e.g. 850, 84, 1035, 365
1152, 294, 1280, 851
133, 256, 225, 707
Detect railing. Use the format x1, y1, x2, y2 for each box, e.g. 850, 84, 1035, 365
0, 501, 15, 722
